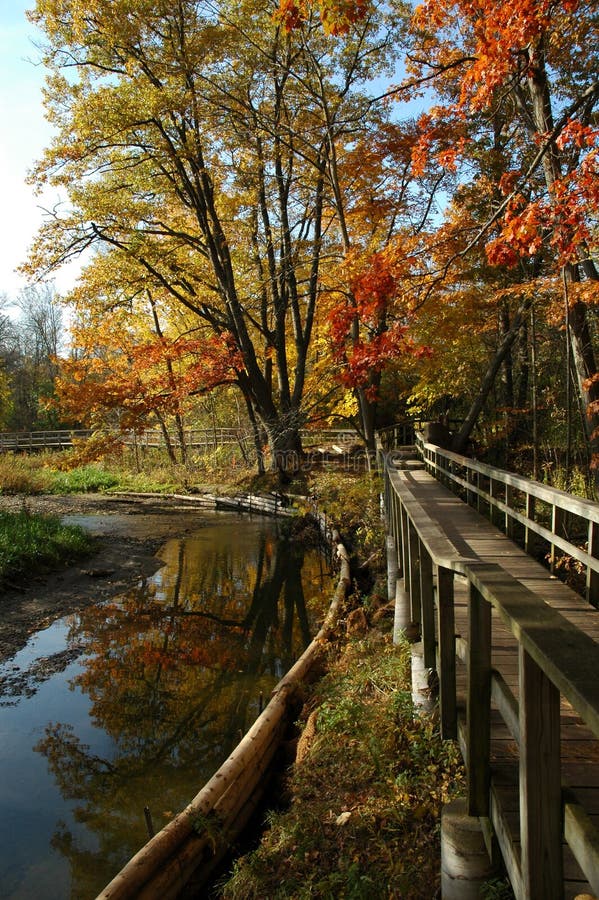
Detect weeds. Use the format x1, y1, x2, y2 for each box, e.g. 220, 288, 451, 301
310, 471, 385, 560
0, 509, 94, 584
221, 635, 465, 899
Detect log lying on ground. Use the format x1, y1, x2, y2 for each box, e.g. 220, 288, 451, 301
96, 531, 351, 900
109, 491, 296, 517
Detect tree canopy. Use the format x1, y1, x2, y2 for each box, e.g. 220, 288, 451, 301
23, 0, 599, 473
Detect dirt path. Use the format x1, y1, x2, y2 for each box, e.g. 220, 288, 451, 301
0, 493, 213, 664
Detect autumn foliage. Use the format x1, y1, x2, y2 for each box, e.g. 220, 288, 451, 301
23, 0, 599, 469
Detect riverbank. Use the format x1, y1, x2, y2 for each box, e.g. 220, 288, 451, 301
0, 475, 474, 898
219, 630, 466, 900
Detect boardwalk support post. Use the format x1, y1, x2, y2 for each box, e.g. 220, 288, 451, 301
393, 580, 412, 642
441, 798, 497, 899
410, 641, 435, 712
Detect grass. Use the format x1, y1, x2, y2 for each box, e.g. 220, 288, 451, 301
220, 634, 465, 899
0, 509, 94, 585
0, 451, 188, 496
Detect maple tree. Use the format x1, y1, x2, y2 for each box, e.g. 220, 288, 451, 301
401, 0, 599, 457
279, 0, 599, 465
55, 281, 242, 462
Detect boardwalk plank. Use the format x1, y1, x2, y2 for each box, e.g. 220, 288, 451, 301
387, 465, 599, 899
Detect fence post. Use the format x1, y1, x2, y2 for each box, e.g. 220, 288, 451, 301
550, 504, 564, 575
524, 492, 536, 555
467, 581, 491, 817
519, 646, 562, 899
436, 564, 456, 740
489, 477, 500, 529
505, 484, 515, 538
408, 522, 421, 629
587, 520, 599, 608
420, 545, 436, 669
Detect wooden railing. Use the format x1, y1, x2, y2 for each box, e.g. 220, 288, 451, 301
0, 429, 92, 451
379, 436, 599, 899
0, 427, 357, 454
416, 434, 599, 607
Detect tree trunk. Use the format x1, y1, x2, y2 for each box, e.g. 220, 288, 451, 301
525, 40, 599, 469
242, 390, 266, 475
154, 411, 178, 464
264, 414, 303, 480
452, 299, 532, 453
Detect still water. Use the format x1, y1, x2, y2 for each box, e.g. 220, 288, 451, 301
0, 512, 330, 899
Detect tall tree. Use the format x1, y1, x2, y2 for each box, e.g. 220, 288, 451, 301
280, 0, 599, 462
404, 0, 599, 455
26, 0, 405, 472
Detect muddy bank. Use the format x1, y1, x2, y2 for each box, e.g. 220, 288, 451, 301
0, 493, 217, 665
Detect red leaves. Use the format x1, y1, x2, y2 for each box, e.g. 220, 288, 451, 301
327, 248, 431, 392
55, 325, 244, 432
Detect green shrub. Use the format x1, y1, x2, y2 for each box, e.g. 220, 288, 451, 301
45, 464, 120, 494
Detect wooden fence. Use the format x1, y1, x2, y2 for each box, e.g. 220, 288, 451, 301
415, 434, 599, 606
379, 434, 599, 898
0, 427, 357, 455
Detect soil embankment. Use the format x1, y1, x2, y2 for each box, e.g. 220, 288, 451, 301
0, 493, 207, 664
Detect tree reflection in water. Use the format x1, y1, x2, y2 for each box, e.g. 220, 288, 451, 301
34, 519, 329, 897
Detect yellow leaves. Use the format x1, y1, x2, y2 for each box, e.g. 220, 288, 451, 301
568, 281, 599, 307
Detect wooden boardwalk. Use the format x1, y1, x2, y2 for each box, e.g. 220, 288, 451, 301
385, 461, 599, 899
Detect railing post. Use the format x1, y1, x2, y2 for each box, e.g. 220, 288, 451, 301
505, 485, 515, 539
519, 646, 562, 899
467, 582, 491, 817
400, 507, 410, 595
466, 467, 476, 508
436, 564, 457, 740
489, 477, 500, 529
409, 522, 421, 629
386, 534, 399, 603
587, 520, 599, 608
524, 492, 536, 555
393, 494, 403, 578
550, 504, 564, 575
420, 544, 436, 669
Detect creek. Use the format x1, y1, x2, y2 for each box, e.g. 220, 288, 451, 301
0, 510, 331, 899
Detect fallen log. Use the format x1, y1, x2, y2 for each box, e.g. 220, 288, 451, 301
96, 524, 350, 900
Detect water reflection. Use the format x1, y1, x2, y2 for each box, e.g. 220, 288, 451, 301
0, 515, 329, 899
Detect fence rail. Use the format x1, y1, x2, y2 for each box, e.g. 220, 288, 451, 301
0, 429, 92, 451
0, 427, 358, 455
380, 431, 599, 898
415, 434, 599, 606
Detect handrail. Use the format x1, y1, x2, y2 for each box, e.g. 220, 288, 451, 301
416, 433, 599, 606
0, 429, 92, 450
380, 441, 599, 899
0, 427, 358, 453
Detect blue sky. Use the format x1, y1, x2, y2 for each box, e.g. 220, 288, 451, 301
0, 2, 77, 301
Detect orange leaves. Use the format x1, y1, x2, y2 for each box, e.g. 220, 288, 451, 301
412, 0, 576, 110
486, 198, 543, 266
411, 111, 469, 178
55, 313, 244, 432
556, 121, 598, 151
485, 133, 599, 268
